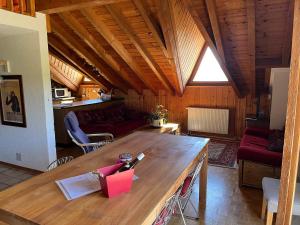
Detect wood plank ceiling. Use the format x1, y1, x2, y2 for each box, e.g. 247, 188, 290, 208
184, 0, 293, 97
37, 0, 293, 98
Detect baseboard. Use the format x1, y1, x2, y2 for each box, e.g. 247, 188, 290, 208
183, 131, 240, 142
0, 161, 41, 174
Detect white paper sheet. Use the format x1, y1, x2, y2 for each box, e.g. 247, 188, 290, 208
55, 172, 101, 201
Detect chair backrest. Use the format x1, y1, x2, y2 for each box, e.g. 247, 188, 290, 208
180, 154, 206, 198
64, 111, 92, 152
47, 156, 74, 171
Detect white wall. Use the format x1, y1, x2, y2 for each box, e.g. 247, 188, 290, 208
0, 10, 56, 171
269, 68, 290, 130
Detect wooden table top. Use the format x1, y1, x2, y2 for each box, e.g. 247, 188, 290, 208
0, 131, 209, 225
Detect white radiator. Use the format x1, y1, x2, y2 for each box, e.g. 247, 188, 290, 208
187, 107, 229, 134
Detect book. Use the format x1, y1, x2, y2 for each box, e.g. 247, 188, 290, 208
56, 172, 101, 201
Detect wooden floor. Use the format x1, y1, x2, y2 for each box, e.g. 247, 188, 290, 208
170, 166, 264, 225
0, 163, 40, 191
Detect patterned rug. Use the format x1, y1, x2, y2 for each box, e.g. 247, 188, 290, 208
208, 141, 239, 168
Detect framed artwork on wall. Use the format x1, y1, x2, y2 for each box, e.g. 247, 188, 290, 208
0, 75, 26, 127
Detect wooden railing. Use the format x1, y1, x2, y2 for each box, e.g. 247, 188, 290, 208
0, 0, 35, 16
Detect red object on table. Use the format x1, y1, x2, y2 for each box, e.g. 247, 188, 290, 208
97, 163, 134, 198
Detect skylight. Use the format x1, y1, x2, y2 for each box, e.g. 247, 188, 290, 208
192, 47, 228, 82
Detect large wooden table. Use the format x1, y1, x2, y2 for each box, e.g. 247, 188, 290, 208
0, 131, 209, 225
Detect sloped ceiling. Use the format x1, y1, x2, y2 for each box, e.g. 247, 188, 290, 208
37, 0, 293, 98
49, 54, 84, 91
184, 0, 293, 97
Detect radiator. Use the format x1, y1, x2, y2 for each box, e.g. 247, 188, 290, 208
187, 107, 229, 134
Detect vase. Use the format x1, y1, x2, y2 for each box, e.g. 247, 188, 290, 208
151, 118, 165, 127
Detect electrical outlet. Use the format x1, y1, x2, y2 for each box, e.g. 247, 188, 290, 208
16, 153, 22, 161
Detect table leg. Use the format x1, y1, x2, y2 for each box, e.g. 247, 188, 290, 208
199, 146, 208, 215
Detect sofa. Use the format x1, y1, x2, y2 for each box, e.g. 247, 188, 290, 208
237, 127, 284, 187
75, 103, 148, 138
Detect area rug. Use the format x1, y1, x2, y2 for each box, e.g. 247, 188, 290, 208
208, 140, 239, 168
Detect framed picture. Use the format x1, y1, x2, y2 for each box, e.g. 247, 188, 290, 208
0, 75, 26, 127
0, 60, 9, 73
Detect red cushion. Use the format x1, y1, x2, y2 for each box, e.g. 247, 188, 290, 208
75, 110, 93, 125
153, 207, 169, 225
112, 120, 146, 137
244, 127, 271, 138
75, 103, 147, 137
238, 127, 283, 167
180, 176, 192, 196
237, 145, 282, 167
240, 135, 270, 147
81, 123, 115, 134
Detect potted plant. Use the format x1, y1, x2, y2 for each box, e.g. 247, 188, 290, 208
150, 105, 168, 127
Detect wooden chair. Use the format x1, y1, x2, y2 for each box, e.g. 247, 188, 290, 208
47, 156, 74, 171
261, 177, 300, 225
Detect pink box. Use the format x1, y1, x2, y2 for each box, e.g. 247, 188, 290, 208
97, 163, 134, 198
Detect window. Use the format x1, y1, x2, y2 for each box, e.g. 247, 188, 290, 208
192, 47, 228, 82
83, 76, 91, 82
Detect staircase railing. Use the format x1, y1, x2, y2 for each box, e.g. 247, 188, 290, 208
0, 0, 35, 16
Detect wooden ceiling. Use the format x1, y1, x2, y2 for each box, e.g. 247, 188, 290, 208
36, 0, 293, 98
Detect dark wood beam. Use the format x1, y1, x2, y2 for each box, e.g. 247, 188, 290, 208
156, 0, 184, 96
132, 0, 169, 59
205, 0, 225, 60
282, 0, 295, 66
48, 34, 112, 91
59, 11, 142, 95
35, 0, 127, 14
51, 16, 129, 94
106, 5, 176, 95
82, 8, 158, 95
246, 0, 256, 97
182, 0, 242, 97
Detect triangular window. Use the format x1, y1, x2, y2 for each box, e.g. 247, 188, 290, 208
192, 47, 228, 82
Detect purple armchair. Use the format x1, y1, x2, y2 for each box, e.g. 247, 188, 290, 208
64, 111, 114, 154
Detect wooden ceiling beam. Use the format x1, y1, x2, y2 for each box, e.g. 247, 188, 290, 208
51, 16, 129, 94
282, 0, 295, 66
132, 0, 169, 60
156, 0, 184, 96
82, 8, 158, 95
35, 0, 127, 14
106, 5, 176, 95
204, 0, 225, 61
246, 0, 256, 97
48, 34, 112, 91
59, 11, 142, 95
182, 0, 242, 97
